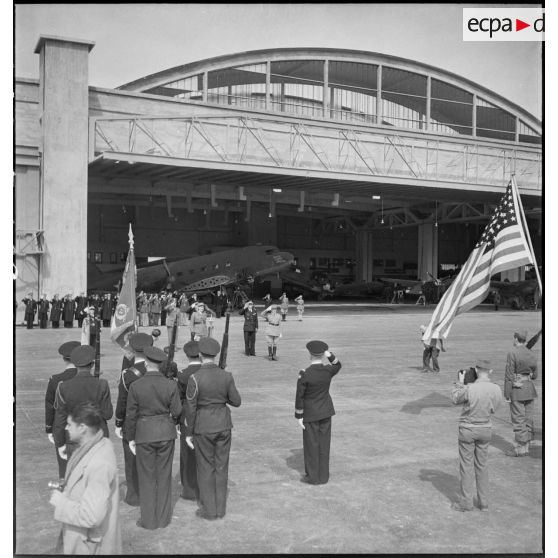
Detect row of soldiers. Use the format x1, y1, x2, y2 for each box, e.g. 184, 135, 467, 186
19, 292, 116, 329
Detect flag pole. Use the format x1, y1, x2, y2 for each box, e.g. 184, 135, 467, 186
128, 223, 138, 332
511, 175, 542, 294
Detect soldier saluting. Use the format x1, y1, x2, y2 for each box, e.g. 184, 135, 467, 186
295, 340, 342, 485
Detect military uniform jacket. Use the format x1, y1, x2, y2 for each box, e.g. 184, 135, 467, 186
185, 363, 241, 436
115, 361, 147, 430
45, 366, 77, 434
295, 356, 342, 422
504, 345, 538, 401
22, 298, 37, 318
53, 372, 113, 447
238, 307, 258, 331
101, 299, 112, 320
50, 299, 62, 321
177, 364, 202, 427
38, 299, 50, 317
125, 370, 182, 443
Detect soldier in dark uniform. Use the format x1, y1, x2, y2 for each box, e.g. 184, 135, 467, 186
115, 332, 153, 506
62, 295, 75, 328
53, 345, 113, 462
126, 346, 182, 530
177, 341, 202, 500
504, 329, 538, 457
38, 294, 50, 328
22, 292, 37, 329
101, 294, 113, 327
162, 346, 179, 380
50, 294, 62, 328
295, 340, 342, 485
185, 337, 242, 520
45, 341, 80, 480
74, 292, 88, 328
238, 300, 258, 356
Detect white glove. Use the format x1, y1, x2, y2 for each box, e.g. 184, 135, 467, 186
324, 350, 331, 358
297, 418, 305, 430
115, 426, 123, 439
176, 424, 181, 436
57, 445, 68, 460
129, 440, 136, 455
186, 436, 194, 450
47, 433, 55, 444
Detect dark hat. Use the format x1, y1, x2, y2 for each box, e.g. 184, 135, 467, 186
198, 337, 220, 357
58, 341, 81, 358
151, 328, 161, 338
70, 345, 96, 367
183, 341, 200, 358
475, 358, 492, 371
306, 340, 328, 355
514, 329, 528, 341
129, 332, 153, 353
144, 346, 167, 364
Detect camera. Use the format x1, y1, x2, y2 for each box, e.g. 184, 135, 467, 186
457, 367, 478, 385
48, 480, 65, 491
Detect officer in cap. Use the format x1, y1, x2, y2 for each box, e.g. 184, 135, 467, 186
44, 341, 80, 479
238, 300, 258, 356
126, 346, 182, 529
295, 340, 342, 485
184, 337, 241, 519
151, 328, 161, 344
504, 328, 538, 457
115, 332, 153, 506
450, 358, 502, 511
53, 345, 113, 462
177, 341, 202, 500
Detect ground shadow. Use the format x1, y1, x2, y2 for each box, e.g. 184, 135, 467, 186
490, 432, 514, 453
400, 392, 453, 415
419, 468, 459, 503
409, 366, 425, 371
286, 448, 305, 474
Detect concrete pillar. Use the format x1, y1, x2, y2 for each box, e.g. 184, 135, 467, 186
35, 35, 94, 296
355, 231, 373, 282
417, 223, 438, 281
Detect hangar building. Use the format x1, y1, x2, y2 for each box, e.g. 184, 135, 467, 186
15, 37, 541, 315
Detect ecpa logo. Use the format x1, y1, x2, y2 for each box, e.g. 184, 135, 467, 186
463, 8, 544, 41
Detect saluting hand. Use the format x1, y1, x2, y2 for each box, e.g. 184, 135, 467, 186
186, 436, 194, 450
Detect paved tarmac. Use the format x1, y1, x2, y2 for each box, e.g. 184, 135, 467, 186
14, 303, 543, 554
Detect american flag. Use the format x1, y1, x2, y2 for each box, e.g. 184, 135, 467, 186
422, 177, 534, 343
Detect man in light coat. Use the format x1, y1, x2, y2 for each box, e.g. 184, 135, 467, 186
49, 401, 121, 555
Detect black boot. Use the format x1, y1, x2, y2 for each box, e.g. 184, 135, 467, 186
272, 346, 277, 360
268, 346, 273, 360
282, 315, 286, 321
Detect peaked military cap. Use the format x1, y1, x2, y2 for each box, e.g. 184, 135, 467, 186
198, 337, 220, 357
129, 332, 153, 352
474, 358, 492, 370
306, 340, 328, 354
58, 341, 81, 358
151, 328, 161, 338
70, 345, 96, 367
183, 341, 200, 358
144, 346, 167, 363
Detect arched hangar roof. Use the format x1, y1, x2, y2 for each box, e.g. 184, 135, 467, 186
118, 47, 541, 144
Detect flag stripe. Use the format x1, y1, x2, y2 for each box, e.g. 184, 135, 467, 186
422, 179, 534, 343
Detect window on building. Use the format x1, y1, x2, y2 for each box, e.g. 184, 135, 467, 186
476, 98, 515, 141
430, 79, 473, 136
94, 252, 103, 263
109, 252, 117, 264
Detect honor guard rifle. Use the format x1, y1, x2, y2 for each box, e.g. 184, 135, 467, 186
164, 320, 179, 378
218, 311, 230, 369
526, 329, 542, 350
94, 311, 101, 377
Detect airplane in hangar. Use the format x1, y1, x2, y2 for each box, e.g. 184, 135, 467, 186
88, 245, 294, 293
489, 278, 541, 310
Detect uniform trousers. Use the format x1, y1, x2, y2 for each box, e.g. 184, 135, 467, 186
510, 399, 535, 444
52, 321, 60, 328
303, 417, 331, 484
39, 315, 48, 328
122, 437, 140, 506
179, 432, 199, 499
194, 430, 232, 518
243, 331, 256, 355
457, 425, 491, 509
55, 444, 68, 480
26, 315, 34, 329
422, 346, 440, 371
136, 440, 175, 529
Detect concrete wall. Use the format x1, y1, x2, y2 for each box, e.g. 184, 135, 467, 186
37, 37, 94, 298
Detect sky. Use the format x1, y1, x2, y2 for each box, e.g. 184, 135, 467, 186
14, 3, 542, 119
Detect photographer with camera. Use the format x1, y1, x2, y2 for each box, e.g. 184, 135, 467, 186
450, 359, 502, 512
49, 402, 121, 555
